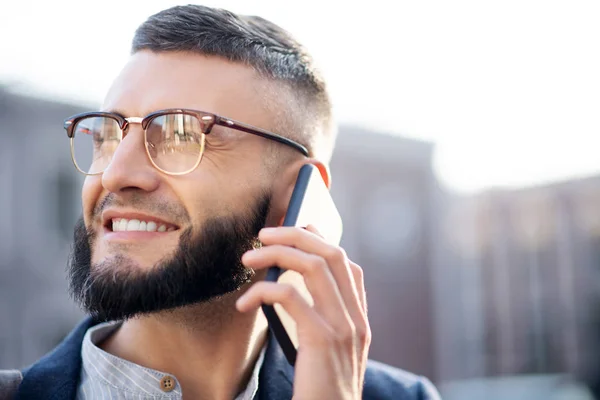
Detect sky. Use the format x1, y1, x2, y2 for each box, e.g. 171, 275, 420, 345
1, 0, 599, 193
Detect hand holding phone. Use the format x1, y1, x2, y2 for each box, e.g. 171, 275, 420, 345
262, 164, 343, 365
237, 164, 371, 399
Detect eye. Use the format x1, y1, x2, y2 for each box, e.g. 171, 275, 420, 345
209, 125, 246, 143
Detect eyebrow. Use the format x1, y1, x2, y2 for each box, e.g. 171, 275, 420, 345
102, 109, 134, 118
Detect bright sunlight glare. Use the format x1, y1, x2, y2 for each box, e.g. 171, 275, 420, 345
0, 0, 598, 193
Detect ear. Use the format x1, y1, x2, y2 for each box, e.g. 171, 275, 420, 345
270, 159, 332, 227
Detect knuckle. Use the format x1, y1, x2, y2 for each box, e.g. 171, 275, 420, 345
306, 255, 327, 274
365, 326, 373, 345
352, 263, 364, 280
339, 330, 355, 348
326, 246, 347, 262
354, 325, 366, 340
279, 284, 298, 302
334, 320, 356, 346
356, 323, 372, 345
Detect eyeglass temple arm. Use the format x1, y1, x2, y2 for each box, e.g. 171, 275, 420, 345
214, 117, 309, 157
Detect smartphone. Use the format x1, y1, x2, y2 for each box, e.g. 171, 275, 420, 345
261, 164, 343, 365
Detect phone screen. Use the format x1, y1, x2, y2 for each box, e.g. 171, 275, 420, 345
262, 164, 343, 365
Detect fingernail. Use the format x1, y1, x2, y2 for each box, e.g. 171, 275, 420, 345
307, 224, 323, 236
242, 250, 258, 261
236, 295, 247, 310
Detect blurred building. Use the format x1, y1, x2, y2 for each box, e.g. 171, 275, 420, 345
434, 177, 600, 391
0, 87, 87, 368
330, 126, 439, 380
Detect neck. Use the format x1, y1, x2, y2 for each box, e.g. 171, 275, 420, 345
99, 291, 268, 400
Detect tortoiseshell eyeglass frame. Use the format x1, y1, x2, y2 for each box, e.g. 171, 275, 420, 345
63, 108, 309, 175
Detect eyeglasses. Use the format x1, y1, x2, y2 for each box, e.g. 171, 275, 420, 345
63, 109, 309, 175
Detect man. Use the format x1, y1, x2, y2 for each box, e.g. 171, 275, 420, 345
1, 5, 439, 400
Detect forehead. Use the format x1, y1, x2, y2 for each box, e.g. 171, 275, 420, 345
103, 51, 268, 120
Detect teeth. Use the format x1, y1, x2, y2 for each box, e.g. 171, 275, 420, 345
127, 219, 141, 231
111, 218, 174, 232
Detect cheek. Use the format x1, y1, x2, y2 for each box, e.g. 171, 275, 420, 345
174, 152, 268, 225
82, 176, 103, 225
186, 175, 254, 214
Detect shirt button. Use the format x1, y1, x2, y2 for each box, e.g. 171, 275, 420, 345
160, 375, 176, 392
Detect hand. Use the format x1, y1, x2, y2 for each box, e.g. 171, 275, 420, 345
236, 225, 371, 400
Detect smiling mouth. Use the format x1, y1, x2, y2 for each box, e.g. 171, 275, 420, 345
106, 218, 179, 233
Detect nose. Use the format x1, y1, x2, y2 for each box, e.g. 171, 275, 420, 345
101, 125, 160, 194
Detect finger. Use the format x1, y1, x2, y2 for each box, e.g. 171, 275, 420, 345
305, 223, 324, 238
349, 260, 367, 315
242, 245, 351, 328
236, 281, 331, 343
307, 225, 370, 355
305, 224, 364, 313
349, 260, 371, 354
306, 225, 368, 322
258, 227, 365, 325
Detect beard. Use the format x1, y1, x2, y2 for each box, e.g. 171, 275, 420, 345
68, 194, 270, 322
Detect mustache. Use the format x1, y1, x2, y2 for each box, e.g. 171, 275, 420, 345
93, 193, 191, 225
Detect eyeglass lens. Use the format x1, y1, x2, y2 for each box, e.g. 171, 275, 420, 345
71, 113, 204, 175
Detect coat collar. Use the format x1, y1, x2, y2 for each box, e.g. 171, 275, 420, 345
16, 317, 294, 400
16, 317, 96, 400
256, 326, 294, 400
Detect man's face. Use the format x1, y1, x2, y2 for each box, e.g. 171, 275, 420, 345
69, 51, 281, 321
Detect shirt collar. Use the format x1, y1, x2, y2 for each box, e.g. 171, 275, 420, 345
80, 321, 266, 399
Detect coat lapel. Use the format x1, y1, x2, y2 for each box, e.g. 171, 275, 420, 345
256, 330, 294, 400
15, 317, 96, 400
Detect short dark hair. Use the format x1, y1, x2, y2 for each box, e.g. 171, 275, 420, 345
132, 4, 335, 161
